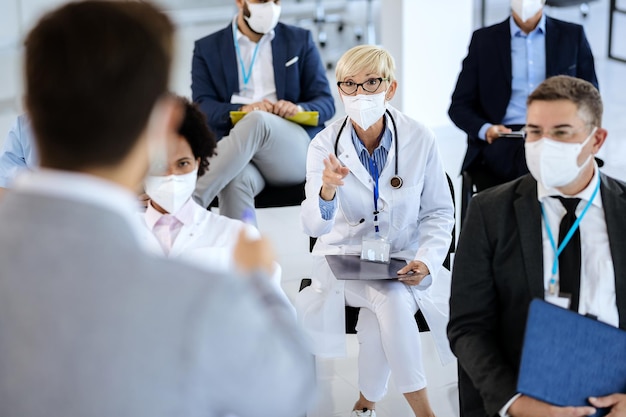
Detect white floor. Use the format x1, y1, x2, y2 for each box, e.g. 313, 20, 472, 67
252, 2, 626, 416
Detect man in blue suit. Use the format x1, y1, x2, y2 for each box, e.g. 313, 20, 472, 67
448, 0, 598, 193
191, 0, 335, 224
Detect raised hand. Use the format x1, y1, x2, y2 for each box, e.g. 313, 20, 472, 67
320, 153, 350, 201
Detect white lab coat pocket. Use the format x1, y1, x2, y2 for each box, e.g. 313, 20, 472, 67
390, 183, 422, 230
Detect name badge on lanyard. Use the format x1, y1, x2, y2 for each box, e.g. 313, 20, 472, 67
360, 156, 391, 264
541, 177, 601, 309
232, 20, 261, 93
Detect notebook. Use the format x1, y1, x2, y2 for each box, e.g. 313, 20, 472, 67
229, 111, 319, 126
517, 299, 626, 417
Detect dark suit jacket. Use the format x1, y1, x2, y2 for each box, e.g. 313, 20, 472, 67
192, 22, 335, 140
448, 173, 626, 417
448, 16, 598, 175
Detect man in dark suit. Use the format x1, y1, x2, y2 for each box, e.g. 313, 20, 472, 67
448, 75, 626, 417
0, 2, 315, 416
191, 0, 335, 223
448, 0, 598, 192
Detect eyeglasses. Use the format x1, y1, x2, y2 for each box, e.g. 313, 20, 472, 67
522, 124, 594, 141
337, 77, 388, 95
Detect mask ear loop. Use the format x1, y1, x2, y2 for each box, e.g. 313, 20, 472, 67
577, 126, 598, 169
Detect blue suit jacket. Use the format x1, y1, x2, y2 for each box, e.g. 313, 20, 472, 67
192, 22, 335, 141
448, 16, 598, 173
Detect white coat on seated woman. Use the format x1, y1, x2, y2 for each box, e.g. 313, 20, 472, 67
297, 105, 455, 364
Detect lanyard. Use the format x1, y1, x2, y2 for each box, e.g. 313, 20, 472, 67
232, 21, 261, 91
367, 157, 380, 234
541, 176, 600, 294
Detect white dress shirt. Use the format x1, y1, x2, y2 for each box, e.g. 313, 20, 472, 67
231, 17, 277, 104
538, 164, 618, 327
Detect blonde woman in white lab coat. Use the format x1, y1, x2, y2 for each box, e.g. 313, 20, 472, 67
140, 97, 287, 304
296, 45, 455, 417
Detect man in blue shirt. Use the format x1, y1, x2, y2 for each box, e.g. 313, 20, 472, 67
0, 114, 38, 197
449, 0, 598, 193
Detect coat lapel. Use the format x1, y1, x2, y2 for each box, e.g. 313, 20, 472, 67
224, 25, 239, 97
599, 174, 626, 329
272, 25, 287, 100
514, 175, 544, 299
336, 120, 372, 190
495, 19, 513, 91
544, 16, 559, 76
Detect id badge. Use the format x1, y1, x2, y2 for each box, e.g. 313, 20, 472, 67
230, 93, 254, 105
361, 235, 391, 264
544, 292, 571, 309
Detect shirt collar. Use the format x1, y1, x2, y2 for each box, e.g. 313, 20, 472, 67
232, 16, 275, 44
510, 13, 546, 37
13, 169, 145, 239
144, 197, 197, 230
537, 162, 603, 209
350, 117, 392, 157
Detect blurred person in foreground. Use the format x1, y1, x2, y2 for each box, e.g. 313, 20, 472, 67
0, 2, 314, 416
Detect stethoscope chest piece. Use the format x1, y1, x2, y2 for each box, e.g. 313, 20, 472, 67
390, 175, 403, 189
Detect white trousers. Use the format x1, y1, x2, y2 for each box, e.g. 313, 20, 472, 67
193, 111, 310, 224
344, 279, 426, 402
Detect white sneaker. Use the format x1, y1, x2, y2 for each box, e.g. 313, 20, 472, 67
350, 409, 376, 417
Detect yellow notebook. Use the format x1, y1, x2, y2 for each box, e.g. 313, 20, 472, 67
229, 111, 319, 127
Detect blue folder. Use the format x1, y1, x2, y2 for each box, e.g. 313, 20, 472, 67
517, 299, 626, 417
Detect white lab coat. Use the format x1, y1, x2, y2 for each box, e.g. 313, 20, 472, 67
296, 106, 455, 364
138, 201, 289, 307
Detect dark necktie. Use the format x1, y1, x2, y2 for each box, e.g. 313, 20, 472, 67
556, 197, 581, 311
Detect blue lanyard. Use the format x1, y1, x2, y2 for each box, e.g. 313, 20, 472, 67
232, 21, 261, 91
368, 157, 380, 234
541, 176, 600, 292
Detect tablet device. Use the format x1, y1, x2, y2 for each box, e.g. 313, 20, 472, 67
497, 131, 525, 139
326, 255, 408, 280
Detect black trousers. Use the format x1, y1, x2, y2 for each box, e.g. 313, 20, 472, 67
470, 124, 528, 192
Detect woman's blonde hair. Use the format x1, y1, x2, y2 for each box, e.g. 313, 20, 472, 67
335, 45, 396, 83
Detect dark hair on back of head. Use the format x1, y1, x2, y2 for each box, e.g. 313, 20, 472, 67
24, 0, 174, 170
176, 97, 217, 177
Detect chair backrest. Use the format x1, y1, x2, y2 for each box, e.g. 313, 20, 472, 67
209, 181, 306, 209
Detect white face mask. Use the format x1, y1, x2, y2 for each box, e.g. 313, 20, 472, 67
511, 0, 543, 22
244, 1, 281, 34
145, 169, 198, 214
525, 127, 596, 189
343, 91, 387, 131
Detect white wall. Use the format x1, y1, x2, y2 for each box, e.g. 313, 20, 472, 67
0, 0, 476, 146
381, 0, 474, 128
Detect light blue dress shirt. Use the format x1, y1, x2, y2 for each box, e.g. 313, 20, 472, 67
0, 114, 38, 188
319, 122, 392, 220
478, 15, 546, 141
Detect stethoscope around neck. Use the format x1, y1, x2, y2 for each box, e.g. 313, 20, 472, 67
333, 109, 403, 189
